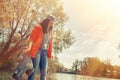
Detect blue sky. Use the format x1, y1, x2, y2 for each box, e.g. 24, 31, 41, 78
58, 0, 120, 69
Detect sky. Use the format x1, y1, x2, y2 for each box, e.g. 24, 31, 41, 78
58, 0, 120, 69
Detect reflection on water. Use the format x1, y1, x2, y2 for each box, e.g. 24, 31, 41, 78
47, 73, 119, 80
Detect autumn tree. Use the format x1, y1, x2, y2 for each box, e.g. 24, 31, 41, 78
0, 0, 74, 69
81, 57, 105, 76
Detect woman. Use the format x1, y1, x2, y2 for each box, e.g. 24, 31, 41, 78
25, 15, 54, 80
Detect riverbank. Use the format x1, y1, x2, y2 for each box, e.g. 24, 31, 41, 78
0, 71, 119, 80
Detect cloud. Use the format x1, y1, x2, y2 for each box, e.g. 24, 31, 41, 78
60, 0, 120, 68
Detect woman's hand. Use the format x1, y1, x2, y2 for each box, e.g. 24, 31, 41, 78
24, 47, 31, 53
24, 42, 33, 53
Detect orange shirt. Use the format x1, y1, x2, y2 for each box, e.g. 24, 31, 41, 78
29, 25, 52, 58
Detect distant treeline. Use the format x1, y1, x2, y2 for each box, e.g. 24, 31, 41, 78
70, 57, 120, 79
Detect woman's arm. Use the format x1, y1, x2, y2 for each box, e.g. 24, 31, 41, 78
24, 25, 38, 53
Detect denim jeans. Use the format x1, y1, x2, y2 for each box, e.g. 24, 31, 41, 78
28, 49, 48, 80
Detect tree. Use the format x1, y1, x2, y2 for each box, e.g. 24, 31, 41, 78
72, 59, 80, 73
80, 57, 106, 76
0, 0, 75, 69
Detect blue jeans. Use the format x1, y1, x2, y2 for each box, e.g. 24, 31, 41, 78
28, 49, 48, 80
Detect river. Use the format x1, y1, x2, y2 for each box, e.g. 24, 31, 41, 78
47, 73, 119, 80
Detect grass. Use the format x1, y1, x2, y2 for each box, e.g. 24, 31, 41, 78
0, 71, 12, 80
0, 70, 55, 80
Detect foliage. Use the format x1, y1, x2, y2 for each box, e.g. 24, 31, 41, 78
0, 0, 75, 69
48, 56, 65, 73
72, 57, 120, 79
72, 59, 81, 73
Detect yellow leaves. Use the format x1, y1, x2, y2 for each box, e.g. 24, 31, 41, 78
0, 0, 71, 59
0, 22, 10, 28
12, 33, 21, 42
0, 2, 15, 25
